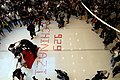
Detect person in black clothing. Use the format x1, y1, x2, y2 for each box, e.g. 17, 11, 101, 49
8, 43, 16, 57
99, 26, 107, 39
111, 53, 120, 67
110, 42, 120, 54
20, 10, 29, 26
92, 70, 110, 80
8, 39, 38, 58
103, 30, 118, 49
66, 8, 71, 24
55, 69, 63, 75
55, 69, 69, 80
8, 43, 16, 52
32, 76, 38, 80
91, 20, 101, 34
57, 11, 65, 28
13, 68, 26, 80
54, 8, 59, 21
112, 65, 120, 77
27, 23, 36, 40
19, 39, 38, 58
57, 18, 65, 29
20, 39, 37, 57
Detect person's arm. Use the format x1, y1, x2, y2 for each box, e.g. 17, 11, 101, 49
16, 61, 19, 68
16, 56, 22, 68
20, 53, 27, 68
19, 75, 23, 80
12, 74, 15, 80
102, 73, 110, 79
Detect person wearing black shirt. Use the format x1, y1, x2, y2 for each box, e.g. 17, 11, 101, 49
92, 70, 110, 80
112, 65, 120, 77
110, 42, 120, 54
55, 69, 69, 80
27, 23, 36, 40
13, 68, 26, 80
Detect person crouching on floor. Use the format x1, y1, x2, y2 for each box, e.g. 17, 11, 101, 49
12, 68, 26, 80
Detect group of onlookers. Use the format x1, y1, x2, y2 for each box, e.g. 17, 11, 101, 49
110, 42, 120, 77
83, 0, 120, 78
83, 0, 120, 48
1, 0, 120, 79
0, 0, 86, 40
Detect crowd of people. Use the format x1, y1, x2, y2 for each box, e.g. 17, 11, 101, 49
0, 0, 120, 41
0, 0, 86, 40
84, 0, 120, 48
0, 0, 119, 79
83, 0, 120, 78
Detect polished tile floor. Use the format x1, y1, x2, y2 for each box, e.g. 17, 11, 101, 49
0, 17, 120, 80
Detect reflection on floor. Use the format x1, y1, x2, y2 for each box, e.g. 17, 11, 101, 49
0, 17, 120, 80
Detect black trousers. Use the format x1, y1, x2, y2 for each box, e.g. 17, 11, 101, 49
30, 31, 36, 38
4, 25, 12, 32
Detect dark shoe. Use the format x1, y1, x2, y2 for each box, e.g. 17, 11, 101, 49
91, 29, 94, 31
110, 50, 113, 54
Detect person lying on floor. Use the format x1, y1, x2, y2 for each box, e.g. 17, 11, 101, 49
112, 64, 120, 77
57, 18, 65, 29
15, 48, 37, 69
8, 39, 38, 58
19, 39, 38, 58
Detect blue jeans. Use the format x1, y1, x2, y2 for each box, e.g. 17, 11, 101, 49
111, 55, 116, 67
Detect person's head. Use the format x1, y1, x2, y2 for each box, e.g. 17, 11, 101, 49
97, 71, 101, 74
9, 44, 15, 48
14, 47, 23, 58
32, 76, 38, 80
102, 70, 107, 75
97, 70, 107, 75
8, 44, 16, 52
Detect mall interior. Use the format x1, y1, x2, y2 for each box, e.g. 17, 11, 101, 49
0, 0, 120, 80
